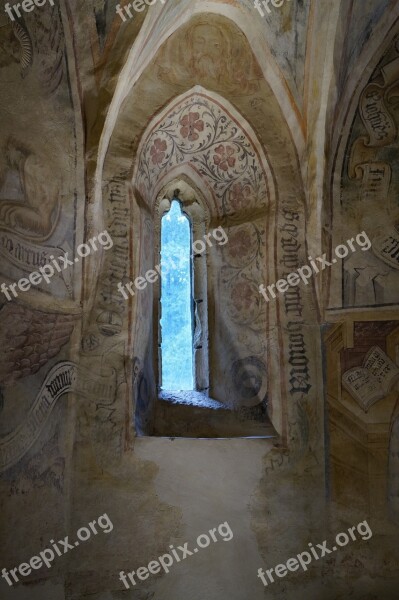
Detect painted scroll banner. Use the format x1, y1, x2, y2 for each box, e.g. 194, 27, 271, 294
373, 226, 399, 270
0, 231, 72, 295
347, 138, 392, 210
0, 362, 116, 473
0, 362, 77, 473
360, 84, 396, 147
358, 162, 391, 205
359, 57, 399, 148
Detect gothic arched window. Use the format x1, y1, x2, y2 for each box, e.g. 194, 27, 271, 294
160, 199, 194, 390
155, 189, 210, 398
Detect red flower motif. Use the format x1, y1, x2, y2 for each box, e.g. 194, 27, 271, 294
150, 138, 167, 165
229, 182, 253, 211
213, 144, 236, 171
229, 229, 251, 258
180, 112, 204, 142
231, 282, 254, 312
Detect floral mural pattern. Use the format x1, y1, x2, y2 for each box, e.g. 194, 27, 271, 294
136, 93, 268, 216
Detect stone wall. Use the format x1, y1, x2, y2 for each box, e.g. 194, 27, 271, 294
1, 1, 399, 599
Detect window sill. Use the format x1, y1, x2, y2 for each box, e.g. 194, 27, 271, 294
159, 390, 225, 410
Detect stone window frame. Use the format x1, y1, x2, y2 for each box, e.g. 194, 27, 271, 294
153, 179, 210, 395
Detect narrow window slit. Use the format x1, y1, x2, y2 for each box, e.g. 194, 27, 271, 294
160, 199, 194, 391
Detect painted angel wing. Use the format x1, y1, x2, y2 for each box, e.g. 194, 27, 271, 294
0, 303, 77, 387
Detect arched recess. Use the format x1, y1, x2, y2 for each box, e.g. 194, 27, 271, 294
86, 69, 323, 455
93, 1, 305, 224
85, 8, 308, 319
323, 22, 399, 520
85, 8, 323, 454
327, 26, 399, 312
130, 88, 277, 425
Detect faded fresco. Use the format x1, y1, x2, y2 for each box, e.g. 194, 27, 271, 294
337, 37, 399, 309
0, 0, 82, 504
0, 1, 399, 599
156, 19, 263, 96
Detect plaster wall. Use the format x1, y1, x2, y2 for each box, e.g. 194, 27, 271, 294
1, 2, 399, 599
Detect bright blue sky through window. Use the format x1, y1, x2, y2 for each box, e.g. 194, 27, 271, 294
160, 200, 193, 390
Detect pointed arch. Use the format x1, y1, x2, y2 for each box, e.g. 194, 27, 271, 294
132, 86, 276, 218
94, 1, 305, 210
